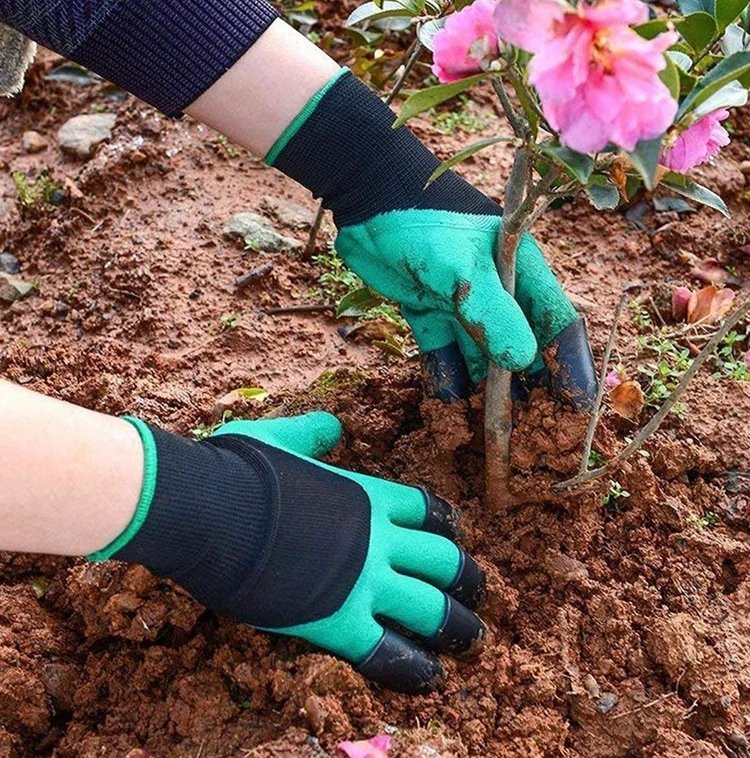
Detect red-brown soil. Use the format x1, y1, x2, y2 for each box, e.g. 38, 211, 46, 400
2, 19, 750, 758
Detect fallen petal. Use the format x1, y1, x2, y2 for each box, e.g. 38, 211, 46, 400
687, 285, 735, 325
672, 286, 693, 322
338, 735, 391, 758
605, 370, 622, 388
691, 258, 732, 286
610, 380, 645, 422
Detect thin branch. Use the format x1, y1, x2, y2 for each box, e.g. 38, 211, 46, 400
491, 77, 527, 140
263, 303, 334, 316
304, 40, 423, 256
576, 292, 628, 477
506, 166, 561, 233
554, 295, 750, 492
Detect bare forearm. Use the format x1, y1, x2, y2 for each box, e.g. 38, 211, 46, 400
0, 381, 142, 556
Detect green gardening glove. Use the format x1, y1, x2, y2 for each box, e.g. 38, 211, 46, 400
270, 69, 597, 406
92, 412, 486, 693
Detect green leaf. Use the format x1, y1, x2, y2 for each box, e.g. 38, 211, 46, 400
678, 0, 715, 14
586, 180, 621, 210
626, 137, 664, 191
393, 73, 487, 127
235, 387, 270, 402
337, 287, 383, 318
346, 0, 417, 27
417, 18, 445, 51
660, 56, 682, 99
427, 137, 509, 186
692, 78, 749, 117
722, 22, 750, 54
676, 12, 719, 51
634, 19, 676, 39
716, 0, 750, 31
662, 173, 729, 216
678, 50, 750, 117
667, 50, 694, 70
540, 144, 594, 183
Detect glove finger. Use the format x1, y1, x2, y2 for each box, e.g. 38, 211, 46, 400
453, 264, 537, 372
453, 319, 488, 385
215, 412, 343, 458
356, 628, 444, 694
514, 232, 578, 349
377, 572, 486, 657
389, 526, 486, 610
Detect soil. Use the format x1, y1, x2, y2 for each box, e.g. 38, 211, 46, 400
2, 18, 750, 758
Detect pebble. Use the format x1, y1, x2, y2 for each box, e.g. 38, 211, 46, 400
223, 211, 302, 254
0, 251, 20, 274
261, 197, 315, 229
740, 161, 750, 176
57, 113, 116, 159
21, 130, 47, 154
595, 692, 619, 714
0, 274, 34, 303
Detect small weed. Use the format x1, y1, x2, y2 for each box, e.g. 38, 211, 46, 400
629, 300, 653, 332
713, 330, 750, 381
12, 171, 64, 207
686, 510, 719, 531
636, 335, 692, 411
215, 134, 240, 159
192, 411, 234, 441
432, 97, 487, 134
602, 479, 630, 513
220, 313, 240, 331
311, 248, 362, 302
588, 450, 606, 469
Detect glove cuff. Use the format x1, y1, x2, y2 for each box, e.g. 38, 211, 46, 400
268, 69, 498, 226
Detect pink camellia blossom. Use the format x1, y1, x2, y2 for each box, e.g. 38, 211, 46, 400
605, 370, 622, 388
338, 734, 391, 758
661, 109, 731, 173
432, 0, 499, 83
494, 0, 679, 153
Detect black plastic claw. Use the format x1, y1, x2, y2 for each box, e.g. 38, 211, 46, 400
543, 318, 598, 412
357, 629, 444, 694
447, 553, 486, 611
420, 488, 462, 540
422, 343, 472, 403
428, 596, 486, 657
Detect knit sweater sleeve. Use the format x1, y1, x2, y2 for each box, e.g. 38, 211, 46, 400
0, 0, 280, 116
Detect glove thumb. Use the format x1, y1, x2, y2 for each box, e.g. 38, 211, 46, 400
213, 412, 343, 459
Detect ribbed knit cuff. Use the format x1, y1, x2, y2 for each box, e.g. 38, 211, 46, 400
2, 0, 280, 116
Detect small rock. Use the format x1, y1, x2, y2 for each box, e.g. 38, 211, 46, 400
740, 161, 750, 177
212, 389, 243, 419
0, 275, 34, 303
0, 252, 20, 275
261, 197, 315, 229
223, 212, 302, 254
21, 130, 47, 154
544, 550, 590, 584
57, 113, 116, 159
595, 692, 619, 714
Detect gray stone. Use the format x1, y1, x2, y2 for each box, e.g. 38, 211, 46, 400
0, 252, 20, 275
223, 212, 302, 254
595, 692, 619, 714
57, 113, 116, 159
260, 197, 315, 229
0, 274, 34, 303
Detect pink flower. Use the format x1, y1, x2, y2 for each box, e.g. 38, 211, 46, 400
338, 735, 391, 758
605, 370, 623, 388
432, 0, 499, 83
494, 0, 679, 152
661, 109, 731, 173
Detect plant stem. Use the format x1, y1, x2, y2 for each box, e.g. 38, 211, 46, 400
554, 295, 750, 492
303, 40, 423, 256
576, 292, 628, 477
491, 77, 527, 139
485, 147, 531, 509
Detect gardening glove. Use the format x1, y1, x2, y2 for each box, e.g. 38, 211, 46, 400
269, 69, 597, 408
88, 412, 486, 694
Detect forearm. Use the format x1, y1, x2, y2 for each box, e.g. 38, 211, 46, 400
0, 381, 142, 556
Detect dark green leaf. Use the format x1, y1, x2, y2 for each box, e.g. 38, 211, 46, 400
337, 287, 384, 318
676, 12, 719, 51
716, 0, 750, 31
586, 181, 621, 210
660, 56, 682, 99
662, 173, 729, 215
540, 144, 594, 183
634, 19, 676, 39
626, 137, 664, 191
678, 50, 750, 117
427, 137, 509, 186
393, 73, 487, 127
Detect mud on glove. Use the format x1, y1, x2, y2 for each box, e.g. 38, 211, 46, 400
267, 69, 596, 407
88, 412, 486, 694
